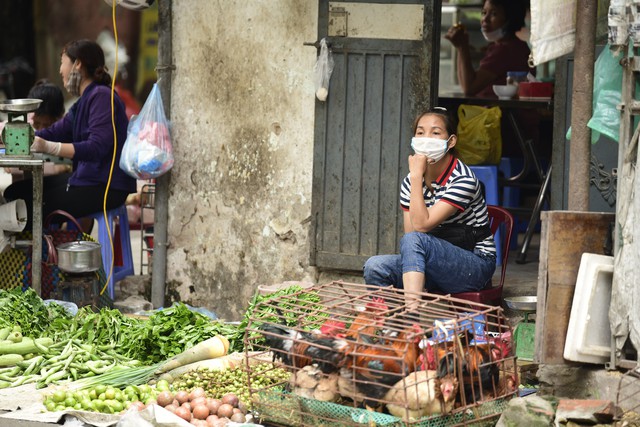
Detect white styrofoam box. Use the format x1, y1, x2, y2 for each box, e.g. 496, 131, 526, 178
564, 253, 614, 364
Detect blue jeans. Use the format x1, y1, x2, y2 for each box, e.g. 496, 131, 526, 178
363, 232, 496, 294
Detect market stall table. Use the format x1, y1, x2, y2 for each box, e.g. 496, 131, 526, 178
0, 155, 44, 295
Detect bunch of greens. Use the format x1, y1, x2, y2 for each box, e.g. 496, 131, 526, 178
46, 303, 236, 365
0, 288, 71, 337
122, 303, 238, 364
46, 306, 144, 350
0, 285, 328, 365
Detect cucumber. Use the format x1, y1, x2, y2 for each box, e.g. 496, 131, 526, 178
0, 354, 24, 367
0, 337, 54, 355
7, 331, 22, 343
0, 327, 11, 341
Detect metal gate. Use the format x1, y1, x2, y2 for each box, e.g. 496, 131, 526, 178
310, 0, 441, 271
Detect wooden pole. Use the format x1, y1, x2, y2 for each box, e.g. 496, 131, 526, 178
567, 0, 597, 210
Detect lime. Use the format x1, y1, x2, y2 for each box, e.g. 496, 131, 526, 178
124, 385, 137, 396
52, 390, 66, 403
64, 396, 76, 408
109, 400, 123, 413
156, 379, 170, 391
95, 384, 107, 395
81, 398, 93, 410
138, 384, 152, 395
92, 399, 105, 411
105, 387, 116, 400
88, 389, 98, 400
45, 401, 56, 412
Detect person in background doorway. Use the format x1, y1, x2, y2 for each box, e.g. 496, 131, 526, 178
444, 0, 534, 98
1, 79, 70, 182
3, 39, 136, 230
28, 79, 65, 131
0, 79, 65, 141
363, 107, 496, 309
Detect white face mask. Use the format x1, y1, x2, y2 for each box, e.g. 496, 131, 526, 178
411, 136, 451, 163
482, 27, 504, 42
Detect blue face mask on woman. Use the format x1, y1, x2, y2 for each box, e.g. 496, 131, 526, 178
411, 136, 451, 163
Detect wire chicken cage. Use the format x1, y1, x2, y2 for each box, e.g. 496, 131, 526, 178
243, 281, 518, 427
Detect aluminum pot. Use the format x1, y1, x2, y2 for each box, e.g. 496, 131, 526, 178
56, 241, 102, 273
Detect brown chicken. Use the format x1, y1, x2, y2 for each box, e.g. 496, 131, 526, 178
345, 297, 388, 342
259, 324, 340, 372
259, 322, 426, 409
384, 370, 459, 421
319, 296, 389, 342
310, 324, 425, 408
435, 338, 501, 404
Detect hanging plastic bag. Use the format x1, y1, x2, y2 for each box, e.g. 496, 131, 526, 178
314, 38, 334, 101
456, 104, 503, 165
587, 45, 622, 143
120, 82, 174, 179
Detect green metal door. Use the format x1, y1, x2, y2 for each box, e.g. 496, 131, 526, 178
310, 0, 441, 271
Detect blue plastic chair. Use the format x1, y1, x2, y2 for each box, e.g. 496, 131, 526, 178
84, 205, 134, 299
469, 165, 503, 265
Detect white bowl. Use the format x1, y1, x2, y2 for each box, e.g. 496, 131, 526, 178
493, 84, 517, 100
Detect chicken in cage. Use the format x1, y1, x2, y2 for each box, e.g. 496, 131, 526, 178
244, 281, 518, 426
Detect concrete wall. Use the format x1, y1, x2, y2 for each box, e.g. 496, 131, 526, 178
167, 1, 354, 320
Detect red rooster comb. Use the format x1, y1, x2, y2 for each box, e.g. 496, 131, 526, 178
366, 296, 389, 312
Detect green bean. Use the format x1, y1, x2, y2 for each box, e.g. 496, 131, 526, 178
44, 369, 68, 385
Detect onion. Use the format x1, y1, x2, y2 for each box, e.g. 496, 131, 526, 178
188, 387, 206, 401
192, 404, 210, 420
156, 391, 173, 407
174, 406, 191, 421
191, 396, 207, 408
220, 393, 239, 408
174, 390, 189, 405
230, 412, 246, 423
206, 398, 221, 416
216, 403, 234, 419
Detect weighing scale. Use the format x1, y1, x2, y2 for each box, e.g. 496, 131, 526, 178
505, 296, 537, 361
0, 98, 42, 156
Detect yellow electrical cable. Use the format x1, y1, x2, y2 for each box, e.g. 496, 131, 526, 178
99, 0, 120, 296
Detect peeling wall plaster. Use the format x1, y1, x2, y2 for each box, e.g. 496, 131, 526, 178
166, 1, 327, 320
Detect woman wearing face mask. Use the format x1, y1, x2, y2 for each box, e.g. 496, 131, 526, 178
363, 108, 496, 307
444, 0, 533, 98
3, 39, 136, 230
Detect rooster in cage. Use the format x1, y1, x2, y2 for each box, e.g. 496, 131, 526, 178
384, 369, 459, 420
432, 328, 507, 404
258, 320, 425, 409
308, 324, 425, 409
319, 296, 389, 342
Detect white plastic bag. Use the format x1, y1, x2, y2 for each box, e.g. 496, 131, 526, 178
314, 38, 334, 101
120, 82, 174, 179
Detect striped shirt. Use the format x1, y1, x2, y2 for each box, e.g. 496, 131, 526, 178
400, 156, 496, 256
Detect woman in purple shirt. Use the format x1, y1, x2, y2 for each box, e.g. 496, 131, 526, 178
4, 39, 136, 229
